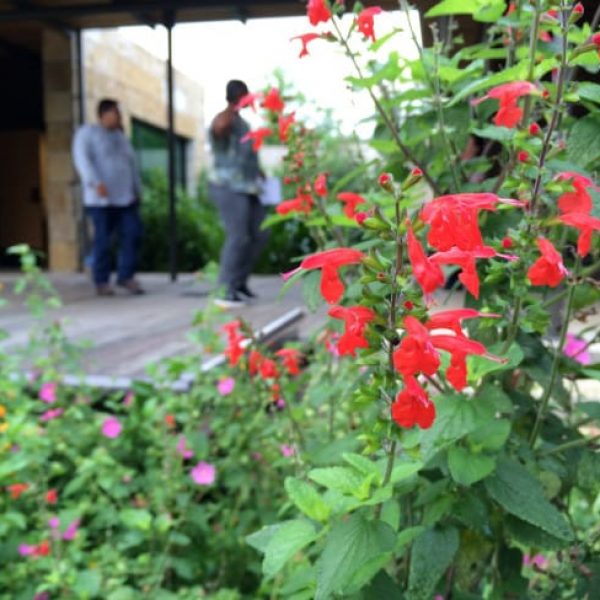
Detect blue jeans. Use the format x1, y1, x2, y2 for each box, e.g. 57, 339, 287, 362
86, 204, 142, 286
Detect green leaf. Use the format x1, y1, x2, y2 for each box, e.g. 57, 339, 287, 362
426, 0, 480, 18
504, 515, 569, 550
285, 477, 331, 522
389, 461, 423, 483
73, 570, 102, 598
472, 126, 515, 142
473, 0, 506, 22
315, 514, 395, 599
120, 509, 152, 532
567, 115, 600, 167
343, 453, 382, 483
484, 458, 574, 541
467, 419, 511, 451
577, 82, 600, 104
448, 447, 496, 486
468, 342, 524, 382
263, 520, 318, 578
308, 466, 366, 497
450, 62, 527, 105
408, 527, 460, 600
0, 455, 30, 482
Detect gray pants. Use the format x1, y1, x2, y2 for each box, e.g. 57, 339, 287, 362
210, 183, 269, 293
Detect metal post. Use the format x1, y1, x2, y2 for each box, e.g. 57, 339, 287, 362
75, 29, 85, 125
166, 13, 177, 281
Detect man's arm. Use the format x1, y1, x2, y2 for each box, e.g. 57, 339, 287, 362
72, 127, 107, 197
211, 107, 237, 138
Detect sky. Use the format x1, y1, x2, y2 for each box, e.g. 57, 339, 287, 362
118, 9, 421, 138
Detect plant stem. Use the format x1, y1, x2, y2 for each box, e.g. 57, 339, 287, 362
529, 259, 580, 447
501, 295, 522, 354
375, 439, 397, 519
537, 434, 600, 457
521, 0, 543, 126
332, 18, 441, 195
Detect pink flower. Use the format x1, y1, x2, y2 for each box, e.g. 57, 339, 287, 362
217, 377, 235, 396
276, 399, 286, 409
123, 391, 134, 407
40, 408, 64, 422
252, 452, 263, 462
523, 553, 548, 569
63, 519, 80, 541
280, 444, 295, 457
564, 333, 591, 365
18, 544, 35, 556
101, 416, 122, 439
176, 436, 194, 459
48, 517, 60, 529
39, 382, 57, 404
191, 462, 216, 486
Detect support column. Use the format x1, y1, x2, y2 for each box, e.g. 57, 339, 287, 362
165, 13, 177, 282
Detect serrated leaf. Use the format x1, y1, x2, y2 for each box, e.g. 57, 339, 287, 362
577, 82, 600, 104
468, 342, 523, 382
505, 515, 569, 550
120, 508, 152, 532
484, 458, 573, 541
315, 514, 395, 600
285, 477, 331, 522
263, 519, 318, 578
567, 115, 600, 167
467, 419, 511, 451
309, 466, 365, 497
389, 461, 423, 483
426, 0, 480, 18
472, 126, 515, 142
343, 453, 382, 483
448, 446, 496, 486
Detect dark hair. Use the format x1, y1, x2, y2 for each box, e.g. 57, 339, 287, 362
97, 98, 119, 117
226, 80, 249, 104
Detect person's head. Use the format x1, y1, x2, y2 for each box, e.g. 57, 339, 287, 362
97, 99, 122, 129
226, 80, 249, 107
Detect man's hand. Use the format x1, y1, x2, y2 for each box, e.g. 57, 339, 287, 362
96, 183, 108, 198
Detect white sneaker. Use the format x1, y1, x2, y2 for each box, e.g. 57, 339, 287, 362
214, 292, 246, 309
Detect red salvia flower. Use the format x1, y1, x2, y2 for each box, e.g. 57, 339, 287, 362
33, 540, 51, 557
527, 238, 568, 287
391, 376, 435, 429
356, 6, 383, 42
592, 33, 600, 57
164, 414, 175, 429
261, 88, 285, 113
559, 213, 600, 257
241, 128, 273, 152
259, 358, 279, 380
556, 172, 598, 214
407, 225, 445, 298
222, 321, 245, 366
291, 32, 321, 58
314, 173, 328, 197
276, 191, 314, 215
328, 305, 375, 356
517, 150, 529, 162
7, 483, 29, 500
45, 489, 58, 505
471, 81, 538, 128
282, 248, 365, 304
235, 92, 262, 111
502, 236, 513, 249
336, 192, 366, 219
276, 348, 303, 376
248, 350, 264, 376
278, 112, 295, 142
529, 122, 541, 135
393, 316, 440, 378
426, 309, 500, 337
307, 0, 331, 25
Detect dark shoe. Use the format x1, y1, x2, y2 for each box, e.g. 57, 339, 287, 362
237, 284, 257, 299
118, 279, 146, 295
214, 291, 246, 309
96, 284, 115, 297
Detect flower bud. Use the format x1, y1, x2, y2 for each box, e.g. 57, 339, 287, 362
529, 122, 540, 135
573, 3, 584, 15
517, 150, 529, 162
411, 167, 423, 177
378, 172, 393, 191
403, 300, 414, 310
502, 237, 513, 249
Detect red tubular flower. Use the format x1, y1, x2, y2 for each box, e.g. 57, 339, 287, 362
261, 88, 285, 113
259, 358, 279, 380
592, 33, 600, 57
556, 172, 598, 214
328, 305, 375, 356
517, 150, 529, 162
314, 173, 328, 197
502, 236, 513, 249
276, 191, 314, 215
391, 376, 435, 429
378, 172, 393, 189
471, 81, 538, 128
248, 350, 264, 376
276, 348, 303, 376
282, 248, 365, 304
291, 33, 321, 58
241, 128, 273, 151
7, 483, 29, 500
356, 6, 383, 42
426, 309, 500, 336
278, 112, 295, 142
407, 225, 445, 298
393, 316, 440, 378
222, 320, 245, 366
45, 489, 58, 504
336, 192, 366, 219
573, 3, 584, 15
559, 213, 600, 257
307, 0, 331, 25
235, 92, 262, 111
34, 540, 51, 557
527, 238, 568, 287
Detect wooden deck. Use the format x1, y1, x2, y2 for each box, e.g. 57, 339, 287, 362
0, 272, 328, 379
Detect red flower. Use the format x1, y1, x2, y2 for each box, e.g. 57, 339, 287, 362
592, 33, 600, 57
517, 150, 529, 162
328, 305, 375, 356
276, 348, 303, 376
378, 172, 393, 189
261, 88, 285, 113
391, 376, 435, 429
356, 6, 383, 42
278, 112, 295, 142
411, 167, 423, 177
259, 358, 279, 380
235, 92, 262, 111
276, 191, 314, 215
222, 321, 245, 366
248, 350, 264, 376
241, 128, 273, 151
426, 309, 500, 337
559, 213, 600, 257
7, 483, 28, 500
393, 316, 440, 378
35, 540, 50, 557
573, 3, 584, 15
45, 489, 58, 505
471, 81, 537, 128
164, 414, 175, 429
291, 33, 321, 58
407, 225, 445, 297
502, 236, 513, 249
314, 173, 328, 197
556, 172, 598, 214
527, 238, 568, 287
282, 248, 365, 304
307, 0, 331, 25
337, 192, 366, 219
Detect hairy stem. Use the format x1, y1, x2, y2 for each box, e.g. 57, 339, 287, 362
538, 434, 600, 457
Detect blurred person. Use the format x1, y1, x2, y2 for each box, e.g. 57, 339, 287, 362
72, 98, 144, 296
208, 79, 269, 308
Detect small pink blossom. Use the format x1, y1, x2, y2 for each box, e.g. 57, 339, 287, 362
252, 452, 263, 462
39, 382, 57, 404
34, 593, 50, 600
280, 444, 295, 458
217, 377, 235, 396
63, 519, 80, 541
123, 391, 134, 407
41, 408, 64, 422
18, 544, 35, 556
101, 416, 122, 439
176, 436, 194, 459
564, 333, 591, 365
276, 399, 286, 409
523, 553, 548, 569
48, 517, 60, 530
190, 462, 216, 485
